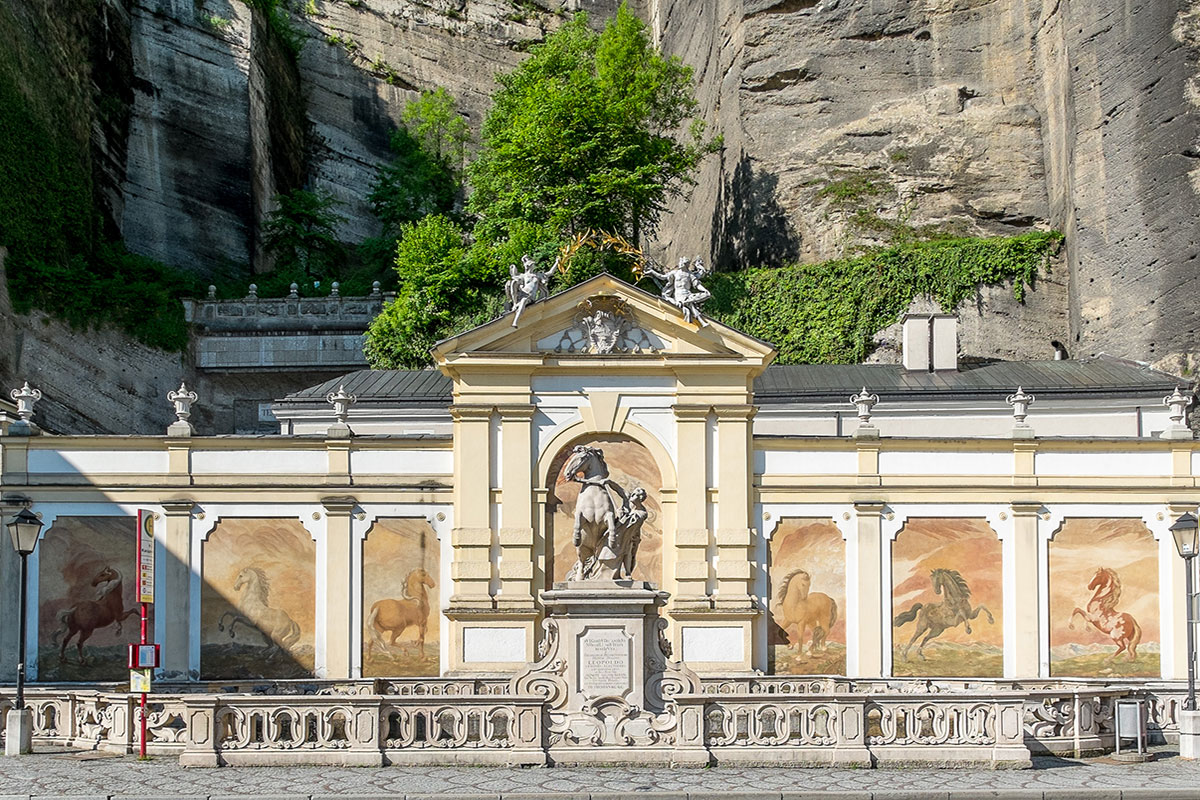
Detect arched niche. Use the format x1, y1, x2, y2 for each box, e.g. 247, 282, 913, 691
890, 517, 1003, 678
361, 518, 440, 678
36, 515, 142, 681
1048, 518, 1159, 678
543, 432, 664, 588
200, 517, 316, 679
766, 517, 846, 676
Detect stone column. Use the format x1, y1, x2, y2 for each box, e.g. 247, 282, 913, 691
449, 405, 494, 607
497, 404, 536, 612
1009, 502, 1042, 678
321, 497, 356, 679
160, 501, 195, 680
671, 405, 710, 608
1166, 502, 1197, 680
713, 405, 755, 609
852, 502, 886, 678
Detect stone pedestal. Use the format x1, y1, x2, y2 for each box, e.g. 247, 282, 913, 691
5, 708, 32, 755
510, 580, 702, 766
1180, 709, 1200, 760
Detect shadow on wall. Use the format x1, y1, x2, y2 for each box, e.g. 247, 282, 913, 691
711, 153, 800, 271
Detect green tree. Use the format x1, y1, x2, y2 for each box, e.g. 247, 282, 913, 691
369, 88, 470, 236
262, 188, 345, 280
468, 3, 717, 246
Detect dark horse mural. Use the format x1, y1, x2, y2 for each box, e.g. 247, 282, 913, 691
894, 568, 994, 661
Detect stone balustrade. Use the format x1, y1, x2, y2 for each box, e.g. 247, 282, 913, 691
181, 286, 394, 371
0, 682, 1185, 767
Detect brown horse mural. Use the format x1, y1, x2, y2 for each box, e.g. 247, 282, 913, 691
774, 569, 838, 656
368, 567, 436, 657
1069, 567, 1142, 661
38, 516, 143, 681
1050, 519, 1158, 677
362, 519, 440, 677
891, 518, 1003, 677
51, 565, 139, 664
768, 519, 846, 675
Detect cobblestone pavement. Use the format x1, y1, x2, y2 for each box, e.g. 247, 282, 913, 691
1, 747, 1199, 800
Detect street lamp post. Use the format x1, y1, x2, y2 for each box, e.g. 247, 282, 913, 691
5, 507, 42, 756
1169, 511, 1200, 760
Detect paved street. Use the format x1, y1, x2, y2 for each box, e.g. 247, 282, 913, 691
1, 746, 1199, 800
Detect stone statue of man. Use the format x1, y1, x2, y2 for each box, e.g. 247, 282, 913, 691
505, 254, 556, 327
643, 256, 712, 326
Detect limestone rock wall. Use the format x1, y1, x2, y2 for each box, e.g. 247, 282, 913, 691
648, 0, 1200, 368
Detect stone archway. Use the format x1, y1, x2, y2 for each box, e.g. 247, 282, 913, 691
543, 433, 663, 588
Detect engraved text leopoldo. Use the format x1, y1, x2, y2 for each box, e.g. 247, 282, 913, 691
578, 628, 632, 696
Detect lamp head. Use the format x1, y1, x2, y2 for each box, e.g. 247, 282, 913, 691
6, 507, 42, 556
1169, 511, 1199, 559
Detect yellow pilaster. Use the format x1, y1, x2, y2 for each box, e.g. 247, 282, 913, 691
672, 404, 710, 608
1013, 440, 1038, 487
854, 501, 885, 678
497, 404, 536, 611
321, 496, 356, 679
160, 500, 194, 679
449, 405, 494, 608
1009, 501, 1043, 678
713, 405, 755, 609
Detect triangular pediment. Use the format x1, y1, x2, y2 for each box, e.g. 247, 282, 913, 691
431, 274, 776, 368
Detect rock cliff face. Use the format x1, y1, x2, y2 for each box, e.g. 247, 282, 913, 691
3, 0, 1198, 433
648, 0, 1200, 369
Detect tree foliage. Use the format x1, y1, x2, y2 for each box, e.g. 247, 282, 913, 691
262, 188, 345, 280
369, 88, 469, 237
467, 3, 717, 246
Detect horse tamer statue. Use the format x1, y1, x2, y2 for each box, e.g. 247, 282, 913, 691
560, 444, 648, 582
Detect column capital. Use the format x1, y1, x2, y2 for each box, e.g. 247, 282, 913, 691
1009, 501, 1043, 516
672, 404, 711, 421
450, 404, 494, 421
320, 496, 358, 515
711, 404, 756, 420
496, 404, 536, 420
853, 501, 887, 515
161, 500, 195, 515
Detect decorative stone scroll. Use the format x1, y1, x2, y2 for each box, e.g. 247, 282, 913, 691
509, 583, 701, 763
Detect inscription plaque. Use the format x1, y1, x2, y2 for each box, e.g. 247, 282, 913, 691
577, 627, 632, 696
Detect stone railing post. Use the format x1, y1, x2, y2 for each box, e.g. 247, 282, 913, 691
179, 697, 220, 767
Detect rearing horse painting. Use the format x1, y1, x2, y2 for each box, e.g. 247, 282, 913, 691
217, 567, 302, 655
51, 565, 138, 665
1069, 566, 1141, 661
894, 568, 994, 661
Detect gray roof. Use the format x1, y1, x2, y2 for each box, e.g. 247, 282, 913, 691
277, 356, 1185, 409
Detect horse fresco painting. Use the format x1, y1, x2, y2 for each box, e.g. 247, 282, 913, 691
362, 519, 440, 677
768, 519, 846, 675
1050, 518, 1159, 677
37, 516, 146, 681
891, 518, 1003, 677
547, 434, 662, 586
201, 519, 316, 679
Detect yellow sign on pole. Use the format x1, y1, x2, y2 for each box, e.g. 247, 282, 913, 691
137, 510, 155, 604
130, 668, 152, 694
